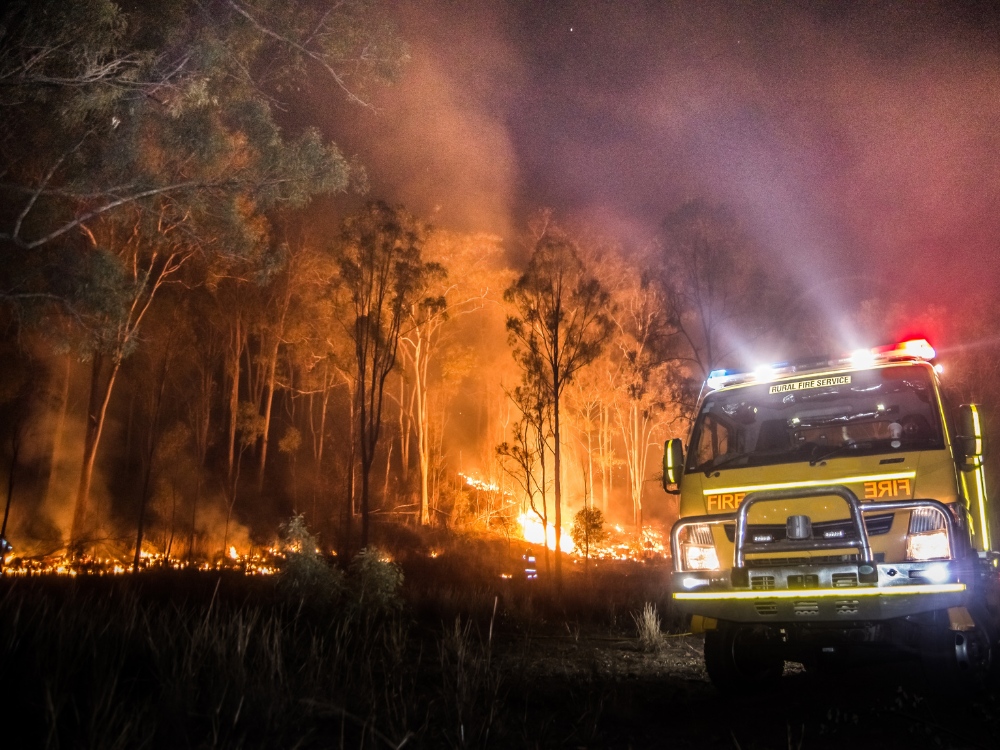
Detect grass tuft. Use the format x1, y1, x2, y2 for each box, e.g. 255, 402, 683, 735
633, 601, 664, 653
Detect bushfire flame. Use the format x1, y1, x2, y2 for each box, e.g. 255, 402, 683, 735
458, 471, 670, 562
1, 548, 279, 577
517, 512, 573, 552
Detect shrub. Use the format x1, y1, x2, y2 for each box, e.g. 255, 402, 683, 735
571, 506, 609, 553
350, 546, 404, 612
277, 514, 344, 604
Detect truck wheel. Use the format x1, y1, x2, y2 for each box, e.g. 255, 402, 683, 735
704, 624, 784, 693
921, 627, 992, 693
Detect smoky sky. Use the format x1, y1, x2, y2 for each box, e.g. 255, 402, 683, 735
319, 0, 1000, 332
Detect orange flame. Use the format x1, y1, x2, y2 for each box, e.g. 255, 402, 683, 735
517, 512, 572, 552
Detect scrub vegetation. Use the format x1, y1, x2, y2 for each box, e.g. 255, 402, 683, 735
4, 536, 1000, 749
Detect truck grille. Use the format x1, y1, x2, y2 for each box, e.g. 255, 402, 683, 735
754, 601, 778, 616
751, 599, 861, 617
793, 601, 820, 616
747, 554, 884, 567
835, 600, 860, 616
751, 575, 775, 590
832, 572, 859, 588
724, 513, 894, 543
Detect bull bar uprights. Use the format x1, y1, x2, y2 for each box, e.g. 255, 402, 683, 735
671, 485, 960, 580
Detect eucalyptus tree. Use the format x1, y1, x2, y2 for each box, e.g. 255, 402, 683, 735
504, 232, 613, 584
1, 0, 407, 552
336, 201, 432, 549
128, 300, 187, 572
0, 0, 405, 267
69, 207, 192, 549
610, 269, 685, 531
398, 231, 500, 525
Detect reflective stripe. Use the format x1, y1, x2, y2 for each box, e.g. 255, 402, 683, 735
975, 463, 991, 550
703, 472, 917, 497
674, 582, 965, 601
971, 405, 984, 456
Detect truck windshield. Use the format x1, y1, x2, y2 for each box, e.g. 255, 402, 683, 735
686, 365, 945, 474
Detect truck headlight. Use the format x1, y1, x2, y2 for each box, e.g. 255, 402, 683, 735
681, 524, 720, 571
682, 545, 720, 570
906, 507, 950, 561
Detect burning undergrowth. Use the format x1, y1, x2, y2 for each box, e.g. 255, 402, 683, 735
0, 524, 683, 749
2, 471, 671, 578
456, 471, 669, 562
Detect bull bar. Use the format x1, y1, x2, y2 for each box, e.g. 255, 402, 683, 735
670, 486, 971, 622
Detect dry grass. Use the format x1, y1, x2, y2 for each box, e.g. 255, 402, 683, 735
3, 541, 994, 749
632, 601, 665, 653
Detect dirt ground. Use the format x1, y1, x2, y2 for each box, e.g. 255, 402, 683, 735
499, 630, 1000, 749
401, 548, 1000, 748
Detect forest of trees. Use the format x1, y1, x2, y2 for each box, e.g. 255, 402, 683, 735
2, 0, 996, 566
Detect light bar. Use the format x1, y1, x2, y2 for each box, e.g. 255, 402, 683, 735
703, 339, 936, 391
706, 369, 744, 390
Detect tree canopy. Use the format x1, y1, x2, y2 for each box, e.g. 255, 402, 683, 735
0, 0, 406, 313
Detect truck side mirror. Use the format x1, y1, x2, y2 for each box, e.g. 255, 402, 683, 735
662, 438, 684, 493
958, 403, 985, 468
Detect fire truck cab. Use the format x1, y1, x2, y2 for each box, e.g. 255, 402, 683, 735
663, 340, 1000, 690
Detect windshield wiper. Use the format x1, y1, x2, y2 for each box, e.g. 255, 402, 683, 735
702, 452, 752, 476
809, 441, 872, 466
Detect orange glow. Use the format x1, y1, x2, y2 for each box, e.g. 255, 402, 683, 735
459, 472, 501, 492
517, 512, 572, 552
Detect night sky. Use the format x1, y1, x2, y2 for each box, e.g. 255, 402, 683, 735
318, 0, 1000, 351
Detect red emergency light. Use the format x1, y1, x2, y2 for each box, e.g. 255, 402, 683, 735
872, 338, 936, 362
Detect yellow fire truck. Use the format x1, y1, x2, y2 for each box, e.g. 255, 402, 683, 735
663, 339, 1000, 690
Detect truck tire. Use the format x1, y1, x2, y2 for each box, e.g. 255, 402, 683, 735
704, 623, 784, 693
921, 626, 992, 693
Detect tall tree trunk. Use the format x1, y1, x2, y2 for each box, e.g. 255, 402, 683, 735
1, 427, 21, 573
345, 381, 356, 552
552, 358, 563, 586
415, 337, 432, 525
227, 319, 243, 484
308, 363, 332, 537
166, 482, 177, 559
133, 346, 169, 572
189, 479, 199, 560
70, 352, 122, 552
630, 401, 641, 530
360, 444, 371, 549
42, 354, 71, 510
382, 440, 393, 510
398, 373, 411, 485
539, 423, 550, 575
256, 335, 280, 492
601, 404, 612, 514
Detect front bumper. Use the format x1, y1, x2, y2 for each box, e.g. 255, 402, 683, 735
672, 562, 972, 623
